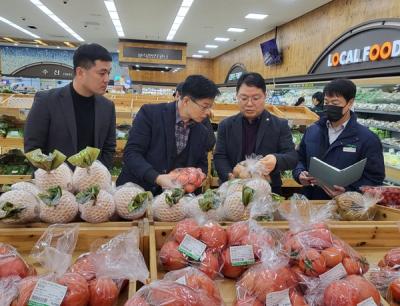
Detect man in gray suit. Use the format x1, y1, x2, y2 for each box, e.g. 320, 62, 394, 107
24, 43, 116, 169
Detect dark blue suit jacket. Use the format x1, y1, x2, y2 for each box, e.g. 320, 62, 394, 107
292, 112, 385, 199
116, 102, 209, 194
214, 110, 298, 189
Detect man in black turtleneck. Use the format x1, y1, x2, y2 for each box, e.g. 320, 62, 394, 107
25, 43, 116, 169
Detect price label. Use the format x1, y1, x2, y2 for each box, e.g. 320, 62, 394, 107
357, 297, 378, 306
230, 245, 255, 266
178, 234, 207, 261
28, 280, 67, 306
319, 263, 347, 285
266, 288, 291, 306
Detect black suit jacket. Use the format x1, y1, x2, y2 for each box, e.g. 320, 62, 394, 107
214, 110, 298, 188
24, 84, 116, 169
116, 102, 209, 194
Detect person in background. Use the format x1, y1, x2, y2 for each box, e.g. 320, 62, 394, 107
174, 82, 216, 151
214, 72, 298, 194
116, 75, 220, 195
311, 91, 324, 115
292, 79, 385, 200
294, 96, 305, 106
24, 43, 116, 169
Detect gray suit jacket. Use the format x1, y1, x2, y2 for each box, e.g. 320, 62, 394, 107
24, 84, 116, 169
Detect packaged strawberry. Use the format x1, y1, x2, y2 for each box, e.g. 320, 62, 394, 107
361, 185, 400, 207
235, 247, 306, 305
282, 195, 369, 283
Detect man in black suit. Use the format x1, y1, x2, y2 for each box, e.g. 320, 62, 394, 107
214, 72, 297, 194
24, 43, 116, 169
116, 75, 220, 194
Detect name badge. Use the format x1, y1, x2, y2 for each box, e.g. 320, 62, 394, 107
343, 146, 356, 153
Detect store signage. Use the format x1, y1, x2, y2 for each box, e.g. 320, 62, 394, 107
118, 39, 187, 68
309, 19, 400, 75
10, 62, 73, 79
225, 63, 247, 84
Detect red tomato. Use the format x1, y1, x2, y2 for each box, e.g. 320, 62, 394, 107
388, 278, 400, 303
159, 240, 188, 271
58, 272, 90, 306
200, 223, 227, 250
173, 218, 201, 243
89, 278, 119, 306
70, 254, 97, 281
199, 250, 220, 279
343, 257, 362, 275
221, 248, 246, 279
299, 249, 327, 277
321, 247, 344, 268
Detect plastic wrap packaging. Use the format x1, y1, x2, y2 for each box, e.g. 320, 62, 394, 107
185, 189, 224, 221
330, 191, 381, 221
38, 186, 79, 224
152, 188, 193, 222
249, 193, 283, 222
113, 182, 152, 220
163, 267, 223, 305
0, 276, 20, 306
25, 149, 73, 192
67, 147, 112, 193
76, 185, 116, 223
168, 167, 206, 193
235, 247, 305, 305
232, 154, 271, 180
0, 189, 40, 224
282, 195, 369, 283
361, 185, 400, 207
0, 243, 35, 279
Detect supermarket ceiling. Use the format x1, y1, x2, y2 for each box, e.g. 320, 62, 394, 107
0, 0, 331, 58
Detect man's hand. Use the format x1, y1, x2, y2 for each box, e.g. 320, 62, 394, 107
155, 174, 176, 189
298, 171, 317, 186
321, 185, 346, 198
260, 154, 277, 175
232, 164, 251, 179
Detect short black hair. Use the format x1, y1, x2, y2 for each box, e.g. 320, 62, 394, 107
73, 43, 112, 72
312, 91, 324, 104
181, 75, 220, 100
173, 82, 184, 97
323, 79, 356, 102
236, 72, 266, 93
295, 97, 305, 106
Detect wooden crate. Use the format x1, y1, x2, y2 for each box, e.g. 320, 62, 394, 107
275, 105, 319, 125
0, 222, 146, 303
148, 223, 391, 306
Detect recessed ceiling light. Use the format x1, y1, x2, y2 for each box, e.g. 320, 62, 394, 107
245, 13, 268, 20
192, 54, 203, 58
205, 44, 218, 48
166, 0, 194, 40
198, 50, 209, 54
215, 37, 229, 42
30, 0, 84, 41
227, 27, 245, 32
0, 17, 40, 38
104, 0, 125, 37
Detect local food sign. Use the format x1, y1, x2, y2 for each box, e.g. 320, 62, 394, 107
309, 19, 400, 75
10, 62, 73, 79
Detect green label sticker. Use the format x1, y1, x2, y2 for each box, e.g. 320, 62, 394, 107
230, 245, 255, 266
178, 234, 207, 261
28, 280, 67, 306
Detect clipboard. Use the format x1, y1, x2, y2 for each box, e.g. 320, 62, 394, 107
309, 157, 367, 189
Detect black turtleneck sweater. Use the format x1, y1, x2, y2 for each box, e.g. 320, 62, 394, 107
70, 83, 95, 151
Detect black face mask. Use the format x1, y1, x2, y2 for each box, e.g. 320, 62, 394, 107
323, 105, 344, 122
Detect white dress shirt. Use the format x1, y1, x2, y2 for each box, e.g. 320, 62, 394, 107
327, 119, 350, 144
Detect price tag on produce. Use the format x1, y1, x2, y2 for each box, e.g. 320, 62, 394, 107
266, 288, 291, 306
230, 245, 255, 266
178, 234, 207, 261
28, 280, 67, 306
357, 297, 378, 306
319, 263, 347, 285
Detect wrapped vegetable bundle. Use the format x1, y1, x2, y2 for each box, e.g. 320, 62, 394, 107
76, 186, 115, 223
38, 186, 78, 223
153, 188, 192, 222
68, 147, 112, 193
168, 167, 206, 193
25, 149, 73, 192
185, 189, 225, 221
114, 183, 152, 220
0, 189, 40, 224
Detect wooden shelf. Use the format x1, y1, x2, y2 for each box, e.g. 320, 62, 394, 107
116, 139, 127, 151
0, 137, 24, 149
0, 174, 31, 184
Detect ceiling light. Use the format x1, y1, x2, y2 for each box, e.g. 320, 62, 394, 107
30, 0, 84, 41
166, 0, 194, 41
192, 54, 203, 58
215, 37, 229, 42
227, 27, 245, 32
3, 37, 15, 42
205, 44, 218, 48
0, 17, 40, 38
104, 0, 125, 37
34, 39, 48, 46
245, 13, 268, 20
198, 50, 209, 54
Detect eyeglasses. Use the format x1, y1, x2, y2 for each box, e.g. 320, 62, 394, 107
190, 98, 213, 112
237, 94, 265, 104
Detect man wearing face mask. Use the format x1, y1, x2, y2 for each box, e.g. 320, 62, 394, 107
292, 79, 385, 200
